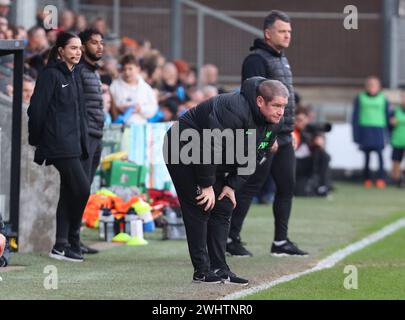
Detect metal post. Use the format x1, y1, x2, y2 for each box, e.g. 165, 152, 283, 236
10, 49, 24, 237
197, 10, 204, 88
170, 0, 183, 59
14, 0, 37, 30
113, 0, 120, 38
390, 17, 399, 88
382, 0, 399, 88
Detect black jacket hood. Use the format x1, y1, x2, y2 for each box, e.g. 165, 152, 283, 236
240, 76, 267, 125
250, 38, 282, 57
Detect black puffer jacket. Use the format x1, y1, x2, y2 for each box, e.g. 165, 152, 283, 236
177, 77, 282, 190
76, 58, 104, 138
27, 60, 88, 163
242, 38, 295, 137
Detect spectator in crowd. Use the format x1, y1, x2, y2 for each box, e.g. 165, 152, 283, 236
75, 14, 88, 33
199, 63, 226, 94
92, 16, 108, 35
120, 36, 139, 57
352, 76, 390, 189
60, 10, 76, 32
0, 16, 8, 34
141, 49, 165, 88
98, 55, 118, 85
159, 62, 186, 103
294, 106, 332, 197
25, 26, 49, 59
173, 59, 196, 89
22, 75, 35, 105
0, 0, 10, 18
103, 33, 121, 57
102, 84, 112, 126
110, 54, 157, 124
389, 88, 405, 188
46, 29, 58, 46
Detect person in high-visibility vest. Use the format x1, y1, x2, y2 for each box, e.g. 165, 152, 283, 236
389, 89, 405, 188
352, 76, 390, 188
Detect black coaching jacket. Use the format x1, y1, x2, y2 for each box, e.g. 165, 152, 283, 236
242, 38, 295, 139
177, 77, 283, 191
27, 60, 89, 164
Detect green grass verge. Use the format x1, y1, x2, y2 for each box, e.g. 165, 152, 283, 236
243, 227, 405, 300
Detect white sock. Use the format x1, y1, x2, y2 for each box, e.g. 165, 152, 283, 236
273, 240, 287, 246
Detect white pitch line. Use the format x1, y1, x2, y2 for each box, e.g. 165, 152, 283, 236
222, 217, 405, 300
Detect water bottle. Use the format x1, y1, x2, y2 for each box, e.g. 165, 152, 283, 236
125, 208, 138, 236
105, 212, 115, 242
99, 207, 115, 242
98, 207, 108, 240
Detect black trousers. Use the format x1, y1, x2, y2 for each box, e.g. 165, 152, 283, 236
229, 141, 296, 242
363, 148, 385, 180
53, 158, 90, 248
166, 162, 234, 273
81, 135, 103, 185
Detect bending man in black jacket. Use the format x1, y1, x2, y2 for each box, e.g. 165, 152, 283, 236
164, 77, 288, 285
76, 29, 105, 254
227, 10, 308, 257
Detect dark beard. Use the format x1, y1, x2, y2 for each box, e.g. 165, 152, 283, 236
86, 51, 102, 62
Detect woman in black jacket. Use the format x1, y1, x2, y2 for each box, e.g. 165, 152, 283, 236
28, 32, 89, 262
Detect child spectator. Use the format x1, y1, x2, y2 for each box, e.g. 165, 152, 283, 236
110, 54, 157, 124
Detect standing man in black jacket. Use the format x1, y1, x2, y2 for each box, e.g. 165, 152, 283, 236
76, 28, 105, 254
227, 10, 308, 257
164, 77, 288, 285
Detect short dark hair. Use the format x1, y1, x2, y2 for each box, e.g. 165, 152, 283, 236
120, 54, 140, 68
263, 10, 291, 30
78, 28, 104, 45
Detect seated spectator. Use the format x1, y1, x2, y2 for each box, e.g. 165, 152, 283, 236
294, 106, 332, 197
159, 62, 186, 103
141, 49, 165, 88
109, 54, 157, 124
99, 55, 119, 85
173, 59, 196, 89
102, 84, 112, 126
199, 63, 226, 94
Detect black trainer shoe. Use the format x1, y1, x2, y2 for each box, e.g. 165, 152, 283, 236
226, 238, 253, 257
192, 271, 223, 284
80, 241, 99, 254
215, 269, 249, 286
49, 246, 84, 262
271, 239, 309, 257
